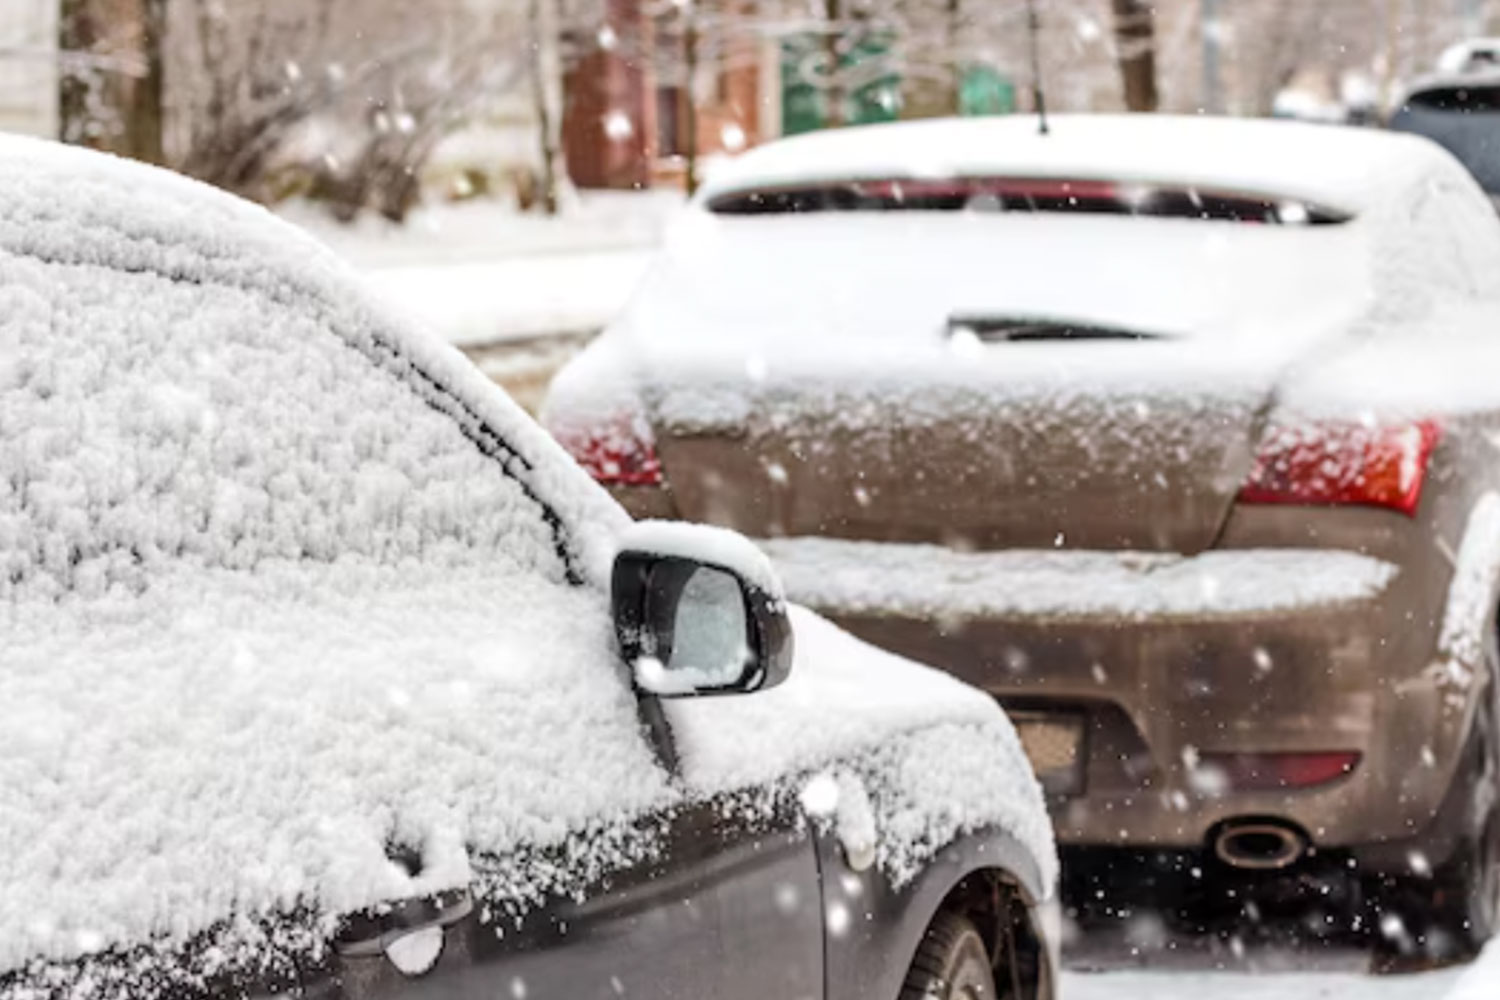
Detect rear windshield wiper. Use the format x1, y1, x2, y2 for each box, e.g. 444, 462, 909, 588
946, 315, 1167, 344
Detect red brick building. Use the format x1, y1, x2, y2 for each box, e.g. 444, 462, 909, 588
562, 0, 774, 190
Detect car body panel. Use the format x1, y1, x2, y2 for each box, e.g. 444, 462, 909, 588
302, 800, 824, 1000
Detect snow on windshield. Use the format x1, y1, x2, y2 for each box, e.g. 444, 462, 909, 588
0, 252, 564, 598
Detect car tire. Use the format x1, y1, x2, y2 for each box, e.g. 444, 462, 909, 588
900, 912, 996, 1000
1374, 693, 1500, 962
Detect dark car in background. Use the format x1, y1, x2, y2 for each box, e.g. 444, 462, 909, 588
1391, 71, 1500, 205
0, 135, 1057, 1000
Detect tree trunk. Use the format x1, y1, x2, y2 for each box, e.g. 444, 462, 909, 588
947, 0, 962, 114
682, 9, 699, 195
1110, 0, 1158, 112
57, 0, 98, 145
528, 0, 562, 214
57, 0, 165, 161
130, 0, 167, 164
823, 0, 843, 126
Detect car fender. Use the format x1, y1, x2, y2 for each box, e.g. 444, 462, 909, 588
813, 823, 1056, 1000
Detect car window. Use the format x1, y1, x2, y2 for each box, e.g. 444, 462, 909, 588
0, 250, 567, 600
707, 177, 1349, 224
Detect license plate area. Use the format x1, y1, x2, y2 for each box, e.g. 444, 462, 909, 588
1009, 711, 1086, 799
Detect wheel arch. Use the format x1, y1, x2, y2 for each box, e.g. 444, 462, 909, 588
816, 824, 1057, 1000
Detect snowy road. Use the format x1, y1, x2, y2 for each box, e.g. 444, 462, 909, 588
1057, 916, 1499, 998
1061, 966, 1464, 999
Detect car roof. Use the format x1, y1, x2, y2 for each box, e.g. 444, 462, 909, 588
1395, 67, 1500, 105
697, 114, 1448, 217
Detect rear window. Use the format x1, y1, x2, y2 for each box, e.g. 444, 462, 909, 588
706, 177, 1350, 225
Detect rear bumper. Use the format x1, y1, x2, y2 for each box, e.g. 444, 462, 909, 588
764, 537, 1474, 867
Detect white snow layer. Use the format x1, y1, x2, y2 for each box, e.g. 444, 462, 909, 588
616, 519, 783, 598
1, 563, 671, 979
760, 538, 1398, 622
1447, 933, 1500, 999
697, 114, 1445, 218
547, 114, 1500, 443
0, 135, 1053, 990
1438, 492, 1500, 669
667, 606, 1055, 888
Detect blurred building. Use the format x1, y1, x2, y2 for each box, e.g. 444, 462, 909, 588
561, 0, 780, 190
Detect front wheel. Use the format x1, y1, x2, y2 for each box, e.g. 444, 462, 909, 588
900, 912, 997, 1000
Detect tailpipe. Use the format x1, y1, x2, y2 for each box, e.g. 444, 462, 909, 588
1213, 820, 1307, 871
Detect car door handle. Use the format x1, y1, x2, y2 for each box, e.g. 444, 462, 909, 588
334, 888, 474, 958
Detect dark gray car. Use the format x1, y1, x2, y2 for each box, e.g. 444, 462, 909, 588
0, 135, 1056, 1000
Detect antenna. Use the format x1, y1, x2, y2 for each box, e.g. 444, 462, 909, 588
1025, 0, 1049, 134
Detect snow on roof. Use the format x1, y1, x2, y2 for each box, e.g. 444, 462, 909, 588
699, 114, 1446, 216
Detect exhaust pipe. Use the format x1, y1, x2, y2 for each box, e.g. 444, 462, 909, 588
1213, 820, 1307, 871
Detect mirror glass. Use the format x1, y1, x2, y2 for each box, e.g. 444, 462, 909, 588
661, 566, 750, 690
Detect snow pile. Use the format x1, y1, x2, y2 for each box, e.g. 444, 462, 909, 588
761, 538, 1398, 622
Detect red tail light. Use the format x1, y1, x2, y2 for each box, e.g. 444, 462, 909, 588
1200, 751, 1361, 791
1238, 420, 1440, 516
557, 417, 663, 487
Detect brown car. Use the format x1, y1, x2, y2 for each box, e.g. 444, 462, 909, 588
545, 114, 1500, 955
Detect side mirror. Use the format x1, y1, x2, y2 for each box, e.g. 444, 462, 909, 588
612, 521, 793, 697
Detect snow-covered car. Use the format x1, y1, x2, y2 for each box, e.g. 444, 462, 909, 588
544, 114, 1500, 956
0, 135, 1057, 1000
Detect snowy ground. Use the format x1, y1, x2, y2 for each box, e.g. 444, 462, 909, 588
1057, 902, 1500, 998
282, 191, 679, 345
1062, 966, 1465, 999
282, 192, 680, 411
1060, 938, 1470, 998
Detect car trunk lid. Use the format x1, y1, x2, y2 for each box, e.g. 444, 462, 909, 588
644, 338, 1287, 552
